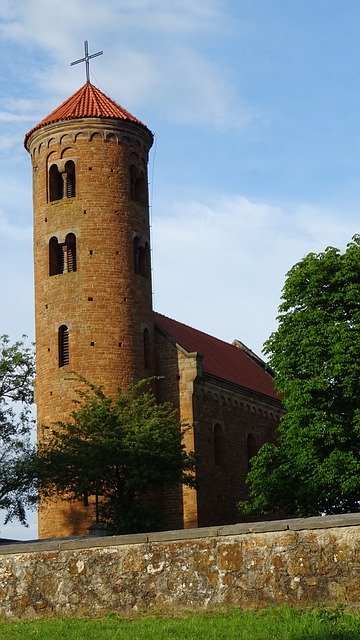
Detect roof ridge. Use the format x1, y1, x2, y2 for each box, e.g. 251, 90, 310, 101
88, 83, 102, 116
154, 311, 239, 350
153, 311, 280, 402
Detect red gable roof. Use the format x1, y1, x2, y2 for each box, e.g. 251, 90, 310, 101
154, 312, 280, 402
24, 82, 152, 147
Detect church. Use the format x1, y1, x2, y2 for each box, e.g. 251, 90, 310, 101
25, 73, 282, 539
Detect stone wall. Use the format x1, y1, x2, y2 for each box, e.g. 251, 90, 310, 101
0, 513, 359, 619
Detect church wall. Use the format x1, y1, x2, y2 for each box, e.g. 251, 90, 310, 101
193, 380, 281, 528
154, 328, 184, 531
154, 329, 199, 530
154, 328, 282, 531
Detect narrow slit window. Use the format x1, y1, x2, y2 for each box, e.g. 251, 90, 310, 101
58, 325, 69, 367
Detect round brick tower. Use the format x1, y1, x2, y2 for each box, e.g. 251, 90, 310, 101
25, 83, 154, 537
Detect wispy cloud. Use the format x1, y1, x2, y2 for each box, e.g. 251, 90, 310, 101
0, 0, 227, 43
0, 0, 247, 130
0, 134, 20, 152
0, 97, 40, 113
0, 210, 32, 243
0, 111, 34, 122
152, 194, 356, 354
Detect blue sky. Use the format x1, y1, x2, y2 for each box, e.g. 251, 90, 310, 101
1, 0, 360, 537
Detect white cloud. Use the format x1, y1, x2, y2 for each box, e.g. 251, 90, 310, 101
152, 195, 356, 355
0, 97, 40, 113
0, 111, 33, 122
0, 1, 17, 19
118, 0, 226, 33
0, 210, 32, 242
2, 0, 226, 44
151, 48, 250, 129
0, 134, 19, 152
0, 0, 246, 130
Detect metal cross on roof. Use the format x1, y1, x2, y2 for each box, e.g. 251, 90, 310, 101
71, 40, 103, 83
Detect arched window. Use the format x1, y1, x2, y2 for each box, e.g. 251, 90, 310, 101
133, 236, 140, 274
213, 423, 225, 466
135, 171, 147, 205
58, 325, 69, 367
65, 233, 77, 272
138, 241, 150, 278
130, 165, 147, 205
247, 433, 257, 470
49, 234, 77, 275
49, 236, 63, 276
130, 165, 137, 200
134, 237, 150, 278
65, 160, 76, 198
143, 328, 151, 370
49, 160, 76, 202
49, 164, 63, 202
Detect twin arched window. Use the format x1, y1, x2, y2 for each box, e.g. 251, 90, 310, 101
49, 233, 77, 276
49, 160, 76, 202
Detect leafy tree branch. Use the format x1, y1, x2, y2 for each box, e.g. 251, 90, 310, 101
36, 376, 195, 534
239, 236, 360, 518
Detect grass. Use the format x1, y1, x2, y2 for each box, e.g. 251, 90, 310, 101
0, 606, 359, 640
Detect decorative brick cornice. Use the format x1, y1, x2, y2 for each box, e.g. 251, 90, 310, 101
26, 117, 153, 156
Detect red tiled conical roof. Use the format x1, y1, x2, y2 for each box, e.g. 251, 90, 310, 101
154, 312, 281, 401
24, 82, 152, 146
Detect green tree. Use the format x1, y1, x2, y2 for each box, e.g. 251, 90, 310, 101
36, 377, 195, 534
0, 334, 36, 526
239, 237, 360, 518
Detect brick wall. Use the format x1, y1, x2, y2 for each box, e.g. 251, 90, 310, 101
193, 380, 280, 527
26, 112, 281, 540
154, 327, 281, 529
27, 117, 154, 538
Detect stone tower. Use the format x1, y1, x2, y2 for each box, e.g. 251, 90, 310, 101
25, 83, 154, 538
